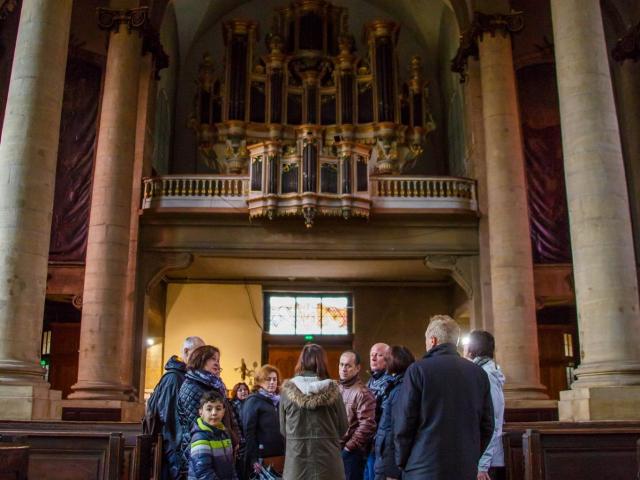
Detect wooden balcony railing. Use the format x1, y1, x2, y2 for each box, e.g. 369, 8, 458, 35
370, 176, 477, 212
141, 174, 477, 220
142, 175, 249, 210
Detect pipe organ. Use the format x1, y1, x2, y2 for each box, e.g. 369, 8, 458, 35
190, 0, 435, 226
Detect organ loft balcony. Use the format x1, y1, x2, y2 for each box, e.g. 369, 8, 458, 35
142, 1, 477, 227
141, 171, 477, 228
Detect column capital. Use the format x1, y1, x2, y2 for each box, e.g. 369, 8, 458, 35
97, 6, 149, 35
451, 10, 524, 82
97, 7, 168, 79
612, 20, 640, 63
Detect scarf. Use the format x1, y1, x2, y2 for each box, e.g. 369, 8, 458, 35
473, 356, 493, 368
187, 369, 227, 397
367, 370, 393, 401
258, 388, 280, 407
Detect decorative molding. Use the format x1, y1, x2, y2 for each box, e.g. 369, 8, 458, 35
97, 6, 149, 35
145, 252, 194, 293
424, 254, 473, 299
72, 295, 83, 311
97, 6, 168, 78
451, 11, 524, 83
142, 25, 169, 79
0, 0, 17, 21
612, 20, 640, 63
451, 29, 478, 83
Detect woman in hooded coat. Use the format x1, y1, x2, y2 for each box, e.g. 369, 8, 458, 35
279, 344, 349, 480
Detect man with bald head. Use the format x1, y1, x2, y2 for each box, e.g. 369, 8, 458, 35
146, 336, 205, 480
363, 342, 393, 480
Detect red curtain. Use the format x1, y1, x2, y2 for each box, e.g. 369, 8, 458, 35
523, 123, 571, 263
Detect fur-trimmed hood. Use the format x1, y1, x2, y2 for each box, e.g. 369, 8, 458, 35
282, 375, 341, 409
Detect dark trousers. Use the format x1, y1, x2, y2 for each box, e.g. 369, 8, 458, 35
342, 449, 366, 480
489, 467, 506, 480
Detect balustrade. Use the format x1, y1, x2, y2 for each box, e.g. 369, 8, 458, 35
141, 173, 477, 220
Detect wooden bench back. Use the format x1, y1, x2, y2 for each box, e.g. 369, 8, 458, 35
504, 421, 640, 480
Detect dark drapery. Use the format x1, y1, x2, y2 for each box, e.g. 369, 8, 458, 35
516, 62, 572, 264
523, 123, 571, 263
0, 1, 21, 137
49, 55, 102, 262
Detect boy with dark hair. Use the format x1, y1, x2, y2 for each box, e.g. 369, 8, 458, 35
188, 391, 238, 480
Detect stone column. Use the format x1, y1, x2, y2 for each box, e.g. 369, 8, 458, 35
68, 4, 145, 407
477, 13, 548, 401
551, 0, 640, 420
464, 58, 494, 331
0, 0, 72, 419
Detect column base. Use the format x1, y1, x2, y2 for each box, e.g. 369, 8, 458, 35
68, 380, 133, 401
504, 382, 550, 401
0, 385, 61, 420
61, 399, 145, 422
505, 398, 558, 422
559, 386, 640, 421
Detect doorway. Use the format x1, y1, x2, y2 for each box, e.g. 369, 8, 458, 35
267, 342, 352, 381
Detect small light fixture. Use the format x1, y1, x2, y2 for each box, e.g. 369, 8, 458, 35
461, 335, 470, 346
146, 338, 155, 347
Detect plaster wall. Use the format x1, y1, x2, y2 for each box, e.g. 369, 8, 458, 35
352, 285, 463, 369
164, 283, 264, 388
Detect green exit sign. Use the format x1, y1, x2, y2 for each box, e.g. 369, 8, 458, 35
304, 335, 314, 341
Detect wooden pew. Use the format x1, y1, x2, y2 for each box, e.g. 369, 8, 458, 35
636, 438, 640, 480
0, 443, 28, 480
0, 430, 123, 480
132, 434, 162, 480
521, 425, 640, 480
503, 421, 640, 480
0, 421, 154, 480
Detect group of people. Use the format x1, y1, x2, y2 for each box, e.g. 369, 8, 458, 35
146, 314, 505, 480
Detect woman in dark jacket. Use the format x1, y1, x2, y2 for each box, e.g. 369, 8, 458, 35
231, 382, 249, 478
374, 346, 415, 480
177, 345, 240, 474
242, 365, 285, 476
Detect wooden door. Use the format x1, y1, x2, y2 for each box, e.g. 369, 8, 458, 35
49, 322, 80, 398
538, 324, 578, 400
267, 344, 349, 382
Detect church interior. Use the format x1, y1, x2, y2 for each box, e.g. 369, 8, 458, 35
1, 0, 640, 478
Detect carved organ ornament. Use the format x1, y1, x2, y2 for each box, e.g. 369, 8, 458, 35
189, 0, 435, 226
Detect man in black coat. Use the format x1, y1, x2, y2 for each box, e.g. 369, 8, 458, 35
393, 315, 494, 480
146, 336, 204, 480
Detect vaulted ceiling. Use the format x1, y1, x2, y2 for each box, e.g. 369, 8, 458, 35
169, 0, 472, 67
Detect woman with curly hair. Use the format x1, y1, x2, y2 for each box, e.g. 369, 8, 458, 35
242, 365, 285, 476
230, 382, 249, 478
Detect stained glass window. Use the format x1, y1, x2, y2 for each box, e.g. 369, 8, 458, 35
266, 294, 350, 335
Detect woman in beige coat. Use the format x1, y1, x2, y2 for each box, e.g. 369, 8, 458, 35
279, 344, 349, 480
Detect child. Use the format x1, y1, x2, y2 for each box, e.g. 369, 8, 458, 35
188, 390, 238, 480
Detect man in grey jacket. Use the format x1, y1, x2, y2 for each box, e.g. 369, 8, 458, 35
465, 330, 506, 480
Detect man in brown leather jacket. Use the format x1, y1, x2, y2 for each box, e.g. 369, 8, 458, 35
338, 350, 377, 480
